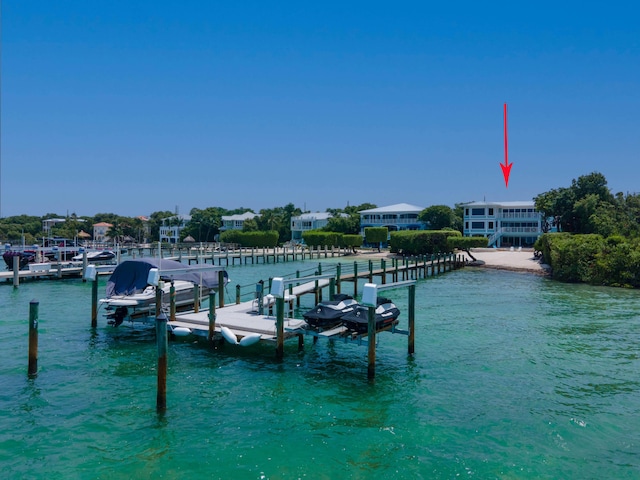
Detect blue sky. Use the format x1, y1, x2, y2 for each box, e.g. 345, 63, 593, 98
1, 1, 638, 217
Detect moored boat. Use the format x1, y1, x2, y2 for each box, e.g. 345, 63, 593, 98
100, 258, 229, 326
302, 293, 359, 329
72, 250, 116, 263
341, 297, 401, 334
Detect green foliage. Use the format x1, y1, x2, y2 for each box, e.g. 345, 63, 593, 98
389, 230, 460, 255
342, 234, 363, 252
302, 230, 343, 247
418, 205, 457, 230
257, 203, 303, 244
533, 171, 636, 236
364, 227, 388, 244
535, 232, 640, 287
219, 230, 278, 247
447, 236, 488, 250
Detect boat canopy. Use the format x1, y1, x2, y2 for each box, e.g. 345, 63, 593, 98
106, 258, 228, 297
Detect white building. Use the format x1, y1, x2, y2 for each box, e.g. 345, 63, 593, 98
358, 203, 426, 235
291, 212, 341, 242
92, 222, 113, 244
159, 215, 191, 244
462, 201, 542, 248
220, 212, 259, 231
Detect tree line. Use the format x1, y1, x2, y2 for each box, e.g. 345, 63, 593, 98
533, 171, 640, 287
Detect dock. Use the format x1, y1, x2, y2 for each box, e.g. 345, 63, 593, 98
167, 277, 332, 343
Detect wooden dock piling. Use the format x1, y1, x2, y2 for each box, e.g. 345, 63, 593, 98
208, 291, 216, 343
156, 312, 168, 411
28, 300, 39, 377
367, 305, 376, 380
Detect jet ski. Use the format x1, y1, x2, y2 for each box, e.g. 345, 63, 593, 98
342, 297, 401, 334
302, 293, 359, 329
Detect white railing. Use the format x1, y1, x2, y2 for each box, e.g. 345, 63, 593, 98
361, 218, 420, 225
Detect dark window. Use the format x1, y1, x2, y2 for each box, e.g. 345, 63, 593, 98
471, 222, 484, 229
471, 208, 485, 216
488, 208, 494, 215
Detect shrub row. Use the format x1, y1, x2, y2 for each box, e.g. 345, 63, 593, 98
302, 230, 363, 249
389, 230, 462, 255
535, 233, 640, 287
219, 230, 279, 248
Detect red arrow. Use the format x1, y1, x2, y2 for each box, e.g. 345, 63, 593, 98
500, 103, 512, 188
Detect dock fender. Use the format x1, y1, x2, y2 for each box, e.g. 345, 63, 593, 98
221, 326, 239, 345
172, 327, 192, 337
239, 333, 261, 347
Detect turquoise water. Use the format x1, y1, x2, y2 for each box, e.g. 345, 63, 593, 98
1, 260, 639, 479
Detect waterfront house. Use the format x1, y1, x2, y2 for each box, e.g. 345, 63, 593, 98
42, 218, 67, 235
462, 201, 543, 247
93, 222, 113, 244
159, 215, 190, 244
220, 212, 259, 231
291, 212, 345, 242
358, 203, 426, 235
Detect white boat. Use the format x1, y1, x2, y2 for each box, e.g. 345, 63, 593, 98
72, 250, 117, 263
99, 258, 228, 326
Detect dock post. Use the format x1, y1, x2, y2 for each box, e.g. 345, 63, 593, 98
91, 276, 98, 328
257, 281, 264, 315
295, 272, 300, 307
367, 305, 376, 380
82, 250, 88, 282
381, 259, 386, 284
208, 292, 216, 343
368, 260, 373, 282
218, 270, 225, 308
353, 262, 358, 297
394, 260, 399, 283
155, 287, 162, 318
170, 282, 177, 320
408, 284, 415, 355
236, 284, 241, 305
276, 297, 284, 359
193, 284, 200, 313
28, 299, 39, 378
156, 312, 168, 411
13, 255, 19, 288
329, 277, 335, 300
337, 263, 342, 294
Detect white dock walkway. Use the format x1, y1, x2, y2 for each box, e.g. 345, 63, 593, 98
167, 278, 331, 343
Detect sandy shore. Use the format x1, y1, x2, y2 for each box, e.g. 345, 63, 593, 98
459, 248, 551, 275
352, 248, 550, 275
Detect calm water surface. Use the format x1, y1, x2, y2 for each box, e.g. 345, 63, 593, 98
1, 259, 639, 479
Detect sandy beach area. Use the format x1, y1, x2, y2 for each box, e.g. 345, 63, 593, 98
354, 248, 550, 275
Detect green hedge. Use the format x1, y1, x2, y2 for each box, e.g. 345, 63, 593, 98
343, 234, 363, 249
389, 230, 462, 255
302, 230, 344, 247
534, 233, 640, 287
219, 230, 279, 248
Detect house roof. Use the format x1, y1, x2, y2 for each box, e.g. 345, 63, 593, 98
292, 212, 347, 221
222, 212, 258, 221
463, 201, 535, 208
358, 203, 425, 214
93, 222, 113, 227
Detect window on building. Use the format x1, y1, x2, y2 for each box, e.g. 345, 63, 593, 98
465, 222, 469, 229
471, 221, 484, 229
471, 208, 485, 216
488, 222, 494, 229
488, 208, 494, 215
